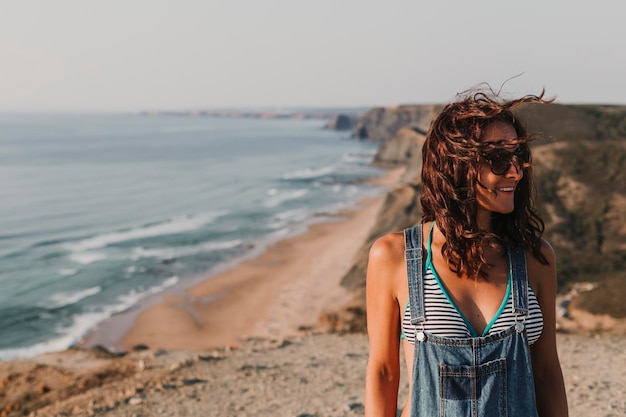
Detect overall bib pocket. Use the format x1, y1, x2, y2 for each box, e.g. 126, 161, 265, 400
439, 358, 507, 417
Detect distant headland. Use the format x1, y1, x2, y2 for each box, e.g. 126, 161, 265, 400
139, 108, 367, 130
138, 108, 367, 121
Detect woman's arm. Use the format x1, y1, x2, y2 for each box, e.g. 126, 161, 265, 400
529, 239, 569, 417
365, 234, 403, 417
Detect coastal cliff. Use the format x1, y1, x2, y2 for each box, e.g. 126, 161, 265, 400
336, 103, 626, 332
352, 105, 440, 141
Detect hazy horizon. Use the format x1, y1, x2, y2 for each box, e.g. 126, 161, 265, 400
2, 1, 625, 112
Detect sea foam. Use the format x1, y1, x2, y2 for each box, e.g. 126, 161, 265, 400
0, 276, 179, 360
281, 165, 335, 180
129, 239, 242, 260
66, 212, 224, 252
47, 286, 102, 308
263, 189, 309, 208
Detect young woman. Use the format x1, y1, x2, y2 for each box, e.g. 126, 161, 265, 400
365, 90, 568, 417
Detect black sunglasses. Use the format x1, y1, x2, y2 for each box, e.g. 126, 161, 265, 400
479, 147, 530, 175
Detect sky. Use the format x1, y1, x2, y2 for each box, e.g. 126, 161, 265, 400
1, 0, 624, 112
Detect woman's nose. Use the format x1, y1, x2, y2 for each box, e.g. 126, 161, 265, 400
506, 157, 524, 180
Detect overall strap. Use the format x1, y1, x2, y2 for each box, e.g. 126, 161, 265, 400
404, 224, 425, 324
509, 246, 529, 317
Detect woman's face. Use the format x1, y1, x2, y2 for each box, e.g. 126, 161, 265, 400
475, 122, 524, 216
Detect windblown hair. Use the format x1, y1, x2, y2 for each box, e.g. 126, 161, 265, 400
420, 88, 554, 278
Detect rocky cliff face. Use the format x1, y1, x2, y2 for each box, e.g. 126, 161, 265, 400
325, 114, 356, 130
517, 104, 626, 292
352, 105, 441, 141
336, 103, 626, 331
373, 127, 426, 183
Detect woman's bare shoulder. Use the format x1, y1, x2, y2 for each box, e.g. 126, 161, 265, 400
526, 238, 557, 294
526, 238, 556, 268
366, 231, 407, 299
369, 231, 406, 265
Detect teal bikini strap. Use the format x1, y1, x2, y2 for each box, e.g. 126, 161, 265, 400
425, 222, 435, 267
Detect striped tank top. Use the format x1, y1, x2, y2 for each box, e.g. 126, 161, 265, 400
401, 224, 543, 345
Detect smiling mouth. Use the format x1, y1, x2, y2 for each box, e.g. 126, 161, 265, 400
496, 187, 515, 192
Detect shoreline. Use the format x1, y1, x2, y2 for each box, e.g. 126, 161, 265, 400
81, 167, 404, 352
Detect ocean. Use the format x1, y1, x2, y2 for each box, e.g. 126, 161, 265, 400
0, 113, 384, 360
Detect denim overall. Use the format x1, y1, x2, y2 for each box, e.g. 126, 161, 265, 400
404, 224, 538, 417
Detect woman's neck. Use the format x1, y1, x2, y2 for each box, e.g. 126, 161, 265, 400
476, 207, 493, 232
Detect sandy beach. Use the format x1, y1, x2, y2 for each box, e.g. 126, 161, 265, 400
116, 197, 382, 350
108, 169, 403, 349
88, 167, 405, 352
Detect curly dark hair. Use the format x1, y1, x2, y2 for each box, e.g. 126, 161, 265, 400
420, 88, 554, 278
